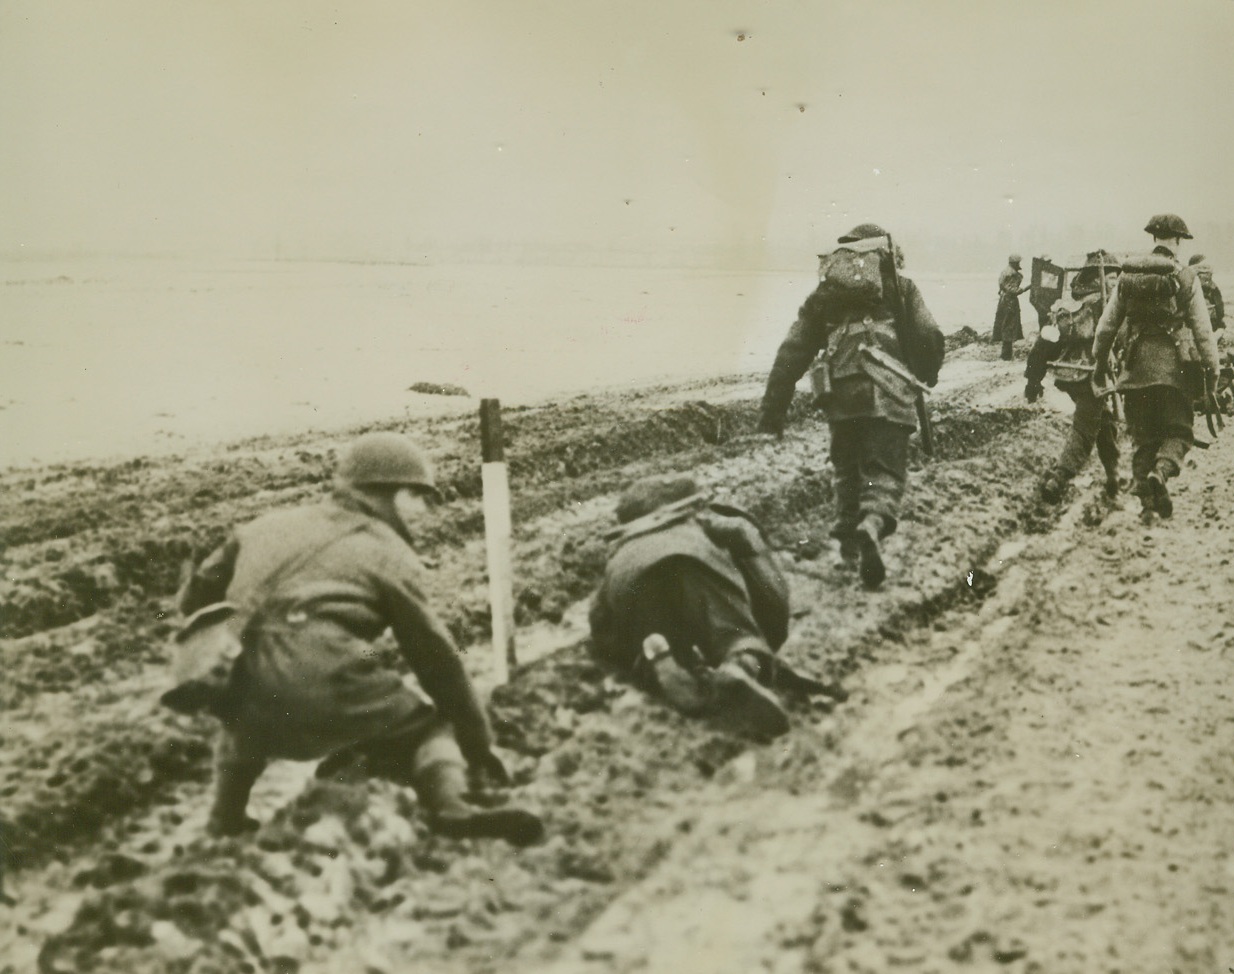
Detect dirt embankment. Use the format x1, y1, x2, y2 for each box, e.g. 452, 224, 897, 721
12, 342, 1213, 974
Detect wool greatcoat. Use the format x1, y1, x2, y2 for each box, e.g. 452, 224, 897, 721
177, 485, 493, 767
992, 264, 1025, 343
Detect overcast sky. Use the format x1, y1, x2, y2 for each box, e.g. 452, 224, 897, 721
4, 0, 1233, 267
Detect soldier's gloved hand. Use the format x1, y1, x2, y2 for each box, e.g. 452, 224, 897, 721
1025, 380, 1044, 403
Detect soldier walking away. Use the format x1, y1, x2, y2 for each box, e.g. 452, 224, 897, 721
993, 254, 1031, 360
1026, 250, 1123, 503
757, 223, 945, 589
174, 432, 545, 845
1188, 253, 1226, 334
589, 475, 844, 738
1092, 214, 1219, 523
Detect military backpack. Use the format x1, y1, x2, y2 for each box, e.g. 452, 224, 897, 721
816, 236, 889, 310
1118, 254, 1183, 328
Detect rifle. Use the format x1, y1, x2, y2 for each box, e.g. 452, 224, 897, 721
1203, 372, 1226, 439
883, 235, 936, 458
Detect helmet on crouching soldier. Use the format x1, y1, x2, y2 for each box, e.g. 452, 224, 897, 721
336, 432, 441, 499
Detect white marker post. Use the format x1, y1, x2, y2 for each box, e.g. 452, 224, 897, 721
480, 399, 516, 686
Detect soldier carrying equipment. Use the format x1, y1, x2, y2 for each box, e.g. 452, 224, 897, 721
1025, 250, 1123, 503
758, 223, 944, 588
1092, 214, 1219, 522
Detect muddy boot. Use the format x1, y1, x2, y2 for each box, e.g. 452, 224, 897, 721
1145, 465, 1174, 519
646, 639, 789, 737
207, 739, 266, 837
855, 514, 886, 590
836, 535, 860, 570
644, 635, 711, 715
709, 656, 791, 738
1039, 472, 1065, 504
414, 762, 545, 847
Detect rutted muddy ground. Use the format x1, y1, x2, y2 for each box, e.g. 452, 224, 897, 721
4, 338, 1230, 973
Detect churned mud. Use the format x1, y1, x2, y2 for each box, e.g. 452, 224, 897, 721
4, 340, 1229, 973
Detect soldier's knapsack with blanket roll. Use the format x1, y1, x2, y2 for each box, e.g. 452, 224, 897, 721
815, 236, 888, 310
1118, 253, 1205, 398
808, 236, 904, 407
1119, 254, 1184, 325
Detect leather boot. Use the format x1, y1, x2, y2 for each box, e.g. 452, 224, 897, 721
413, 762, 545, 846
1039, 472, 1064, 504
1145, 463, 1174, 518
837, 535, 860, 569
645, 637, 789, 738
711, 654, 790, 738
855, 514, 886, 590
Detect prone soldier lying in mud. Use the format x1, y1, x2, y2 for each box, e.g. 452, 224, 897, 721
169, 432, 545, 845
589, 475, 845, 737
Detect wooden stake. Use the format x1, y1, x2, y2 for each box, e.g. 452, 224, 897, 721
480, 399, 516, 684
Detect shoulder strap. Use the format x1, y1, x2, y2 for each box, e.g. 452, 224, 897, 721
242, 521, 367, 613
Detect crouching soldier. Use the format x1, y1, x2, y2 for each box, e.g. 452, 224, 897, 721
173, 432, 545, 845
1025, 250, 1123, 502
589, 476, 841, 738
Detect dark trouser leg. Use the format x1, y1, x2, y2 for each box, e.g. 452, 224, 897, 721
408, 722, 545, 846
1153, 387, 1193, 477
208, 730, 268, 835
828, 421, 862, 543
1124, 387, 1192, 484
1122, 389, 1162, 488
1001, 340, 1014, 361
1095, 400, 1121, 482
854, 418, 911, 537
1056, 384, 1103, 480
342, 708, 450, 786
622, 558, 770, 672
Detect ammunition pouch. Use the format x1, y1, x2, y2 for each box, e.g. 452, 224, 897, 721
809, 313, 902, 406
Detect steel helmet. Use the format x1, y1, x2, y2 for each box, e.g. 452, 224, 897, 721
1008, 254, 1022, 266
336, 432, 440, 496
615, 475, 701, 524
837, 222, 889, 244
1143, 214, 1192, 239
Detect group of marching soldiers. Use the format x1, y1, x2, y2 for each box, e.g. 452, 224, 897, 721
1003, 214, 1227, 517
164, 214, 1224, 852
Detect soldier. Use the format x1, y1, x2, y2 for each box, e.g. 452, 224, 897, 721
1188, 253, 1226, 334
757, 223, 945, 588
175, 432, 545, 844
1025, 250, 1123, 502
1092, 214, 1219, 521
993, 254, 1031, 361
588, 475, 794, 738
